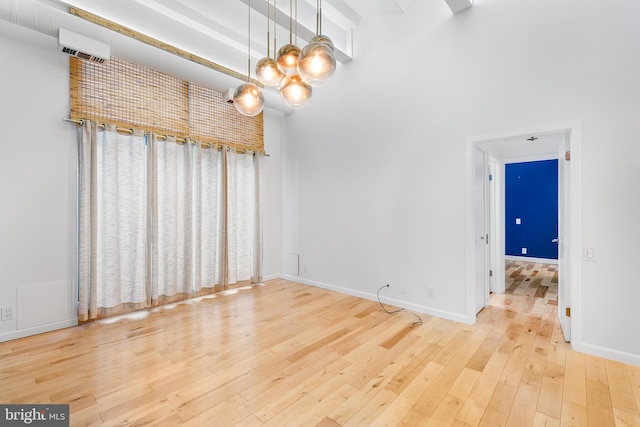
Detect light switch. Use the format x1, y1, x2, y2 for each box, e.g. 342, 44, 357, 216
585, 247, 596, 261
515, 218, 521, 225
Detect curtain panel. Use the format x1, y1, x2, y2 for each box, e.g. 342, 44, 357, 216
78, 122, 147, 321
148, 134, 195, 305
78, 121, 263, 321
193, 140, 226, 295
226, 150, 263, 286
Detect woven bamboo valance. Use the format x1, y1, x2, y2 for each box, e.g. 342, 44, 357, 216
70, 56, 264, 152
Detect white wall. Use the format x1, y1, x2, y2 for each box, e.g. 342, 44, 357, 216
579, 105, 640, 362
3, 0, 640, 366
0, 19, 285, 341
280, 0, 640, 364
262, 109, 283, 279
0, 21, 78, 340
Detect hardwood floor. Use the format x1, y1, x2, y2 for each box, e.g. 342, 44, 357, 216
490, 260, 559, 315
504, 260, 558, 301
2, 275, 639, 426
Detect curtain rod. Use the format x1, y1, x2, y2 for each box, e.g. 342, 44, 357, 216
63, 118, 269, 156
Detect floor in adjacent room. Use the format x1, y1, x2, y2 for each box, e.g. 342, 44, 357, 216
489, 260, 558, 316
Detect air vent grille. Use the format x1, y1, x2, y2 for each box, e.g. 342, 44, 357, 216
76, 51, 92, 61
58, 28, 109, 64
62, 47, 77, 56
62, 46, 106, 63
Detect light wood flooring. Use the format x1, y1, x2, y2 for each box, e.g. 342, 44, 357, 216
2, 273, 640, 426
505, 260, 557, 300
490, 260, 559, 315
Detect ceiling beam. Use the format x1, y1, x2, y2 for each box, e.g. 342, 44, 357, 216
444, 0, 473, 14
394, 0, 417, 13
69, 6, 263, 86
237, 0, 352, 63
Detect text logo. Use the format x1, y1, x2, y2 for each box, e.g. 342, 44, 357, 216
0, 405, 69, 426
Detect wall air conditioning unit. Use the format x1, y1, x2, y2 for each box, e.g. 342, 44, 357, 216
58, 28, 110, 64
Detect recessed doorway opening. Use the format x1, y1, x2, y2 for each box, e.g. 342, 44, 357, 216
467, 123, 582, 344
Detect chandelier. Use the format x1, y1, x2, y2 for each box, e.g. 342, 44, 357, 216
235, 0, 336, 116
233, 0, 265, 117
298, 0, 336, 87
255, 0, 285, 87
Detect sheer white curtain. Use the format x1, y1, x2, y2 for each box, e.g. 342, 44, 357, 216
225, 149, 263, 285
78, 121, 263, 321
78, 122, 147, 321
193, 141, 225, 294
148, 134, 194, 304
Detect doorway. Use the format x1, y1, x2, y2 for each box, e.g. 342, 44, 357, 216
466, 123, 581, 343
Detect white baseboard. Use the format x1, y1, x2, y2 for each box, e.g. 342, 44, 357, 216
0, 319, 78, 343
278, 274, 472, 325
573, 341, 640, 367
505, 255, 558, 265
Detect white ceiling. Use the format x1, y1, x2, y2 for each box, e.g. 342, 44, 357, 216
480, 132, 568, 162
45, 0, 386, 75
26, 0, 417, 112
2, 0, 460, 112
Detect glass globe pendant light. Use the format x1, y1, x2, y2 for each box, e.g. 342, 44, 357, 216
297, 39, 335, 87
234, 82, 264, 117
276, 0, 301, 75
297, 0, 336, 87
255, 0, 284, 86
255, 57, 283, 87
278, 0, 311, 108
277, 44, 301, 75
280, 74, 312, 109
234, 0, 264, 117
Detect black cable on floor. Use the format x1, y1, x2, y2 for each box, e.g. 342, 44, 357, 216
376, 284, 423, 328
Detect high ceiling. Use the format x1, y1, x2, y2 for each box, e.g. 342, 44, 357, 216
45, 0, 398, 77
3, 0, 466, 112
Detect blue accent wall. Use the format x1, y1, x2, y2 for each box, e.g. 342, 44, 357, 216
505, 160, 558, 260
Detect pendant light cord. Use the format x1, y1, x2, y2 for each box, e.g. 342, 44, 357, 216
316, 0, 320, 35
319, 0, 323, 34
247, 0, 251, 82
295, 0, 298, 45
273, 0, 278, 59
289, 0, 293, 45
266, 0, 270, 57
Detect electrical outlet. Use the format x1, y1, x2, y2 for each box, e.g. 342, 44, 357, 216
400, 284, 408, 295
1, 306, 14, 321
427, 287, 435, 299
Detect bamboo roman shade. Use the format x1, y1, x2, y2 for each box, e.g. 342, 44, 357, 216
70, 56, 264, 152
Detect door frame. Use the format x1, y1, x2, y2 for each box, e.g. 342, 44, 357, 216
465, 122, 582, 346
473, 145, 490, 314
